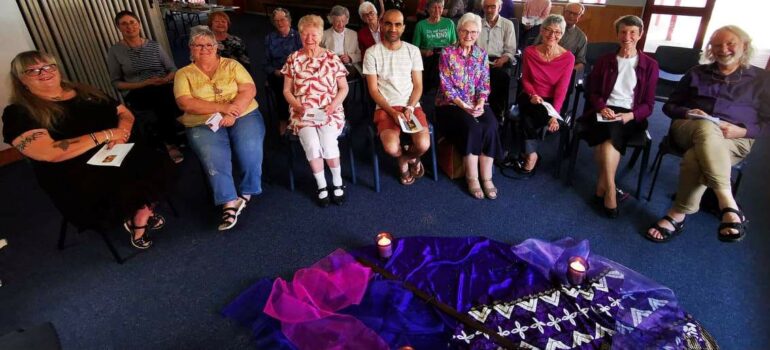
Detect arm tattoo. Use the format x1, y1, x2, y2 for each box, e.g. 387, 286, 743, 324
53, 139, 79, 151
14, 131, 45, 151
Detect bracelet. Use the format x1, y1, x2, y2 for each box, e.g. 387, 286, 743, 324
88, 133, 98, 145
102, 130, 110, 143
107, 129, 114, 139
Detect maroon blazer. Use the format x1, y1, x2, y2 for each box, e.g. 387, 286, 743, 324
358, 26, 381, 57
586, 51, 659, 122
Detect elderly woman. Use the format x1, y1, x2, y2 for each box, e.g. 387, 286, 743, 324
514, 14, 575, 176
647, 25, 769, 243
320, 6, 362, 74
436, 13, 503, 199
174, 26, 265, 231
578, 15, 658, 218
209, 11, 250, 70
107, 10, 184, 163
263, 8, 302, 132
357, 2, 381, 56
413, 0, 457, 91
282, 15, 350, 207
359, 0, 385, 17
3, 51, 174, 249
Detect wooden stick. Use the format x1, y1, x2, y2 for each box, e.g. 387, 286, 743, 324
354, 255, 520, 349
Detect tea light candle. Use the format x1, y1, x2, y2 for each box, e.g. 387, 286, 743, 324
375, 232, 394, 259
567, 256, 588, 286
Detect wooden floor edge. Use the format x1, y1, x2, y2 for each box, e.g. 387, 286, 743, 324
0, 147, 23, 167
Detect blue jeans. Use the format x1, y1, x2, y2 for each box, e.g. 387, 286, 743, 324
187, 109, 265, 205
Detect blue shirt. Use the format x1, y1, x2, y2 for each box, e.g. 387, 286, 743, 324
663, 63, 770, 138
262, 29, 302, 75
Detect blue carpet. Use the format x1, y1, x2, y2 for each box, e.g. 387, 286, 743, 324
1, 12, 768, 349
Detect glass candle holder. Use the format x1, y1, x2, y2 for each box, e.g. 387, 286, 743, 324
375, 232, 394, 259
567, 256, 588, 286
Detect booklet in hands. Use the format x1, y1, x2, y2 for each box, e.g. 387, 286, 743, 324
87, 143, 135, 167
399, 114, 424, 134
687, 111, 720, 125
206, 112, 223, 132
302, 108, 328, 124
596, 113, 623, 123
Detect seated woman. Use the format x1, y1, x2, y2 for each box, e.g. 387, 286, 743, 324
413, 0, 457, 91
3, 51, 174, 249
174, 26, 265, 231
282, 15, 350, 207
357, 2, 381, 57
209, 11, 250, 71
436, 13, 503, 199
578, 15, 658, 218
514, 14, 574, 176
320, 6, 362, 75
262, 8, 302, 134
647, 25, 769, 243
359, 0, 385, 18
107, 10, 184, 163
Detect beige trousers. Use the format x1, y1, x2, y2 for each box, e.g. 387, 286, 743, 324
670, 119, 753, 214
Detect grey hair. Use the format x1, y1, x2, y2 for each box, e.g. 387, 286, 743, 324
358, 1, 377, 18
270, 7, 291, 24
328, 5, 350, 23
703, 25, 755, 67
535, 15, 566, 44
614, 15, 644, 33
565, 2, 585, 14
427, 0, 445, 8
457, 13, 482, 36
188, 25, 216, 46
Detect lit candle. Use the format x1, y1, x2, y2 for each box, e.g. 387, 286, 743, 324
567, 256, 588, 286
375, 232, 393, 259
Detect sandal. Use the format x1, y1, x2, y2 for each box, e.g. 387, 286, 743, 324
147, 213, 166, 230
400, 170, 415, 186
481, 178, 498, 200
218, 199, 247, 231
316, 187, 331, 207
645, 215, 685, 243
466, 177, 483, 199
331, 185, 346, 205
409, 160, 425, 179
123, 219, 152, 249
718, 207, 747, 243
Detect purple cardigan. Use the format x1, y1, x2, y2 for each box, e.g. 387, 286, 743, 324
586, 51, 659, 123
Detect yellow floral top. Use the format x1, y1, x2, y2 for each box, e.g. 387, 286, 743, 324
173, 57, 258, 127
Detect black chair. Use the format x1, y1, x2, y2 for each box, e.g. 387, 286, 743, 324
569, 42, 620, 121
57, 199, 178, 264
653, 46, 701, 102
647, 130, 746, 201
367, 122, 439, 193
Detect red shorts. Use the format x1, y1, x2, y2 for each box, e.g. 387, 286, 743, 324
373, 106, 428, 135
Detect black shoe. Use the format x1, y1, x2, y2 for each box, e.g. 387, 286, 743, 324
513, 159, 537, 177
604, 206, 619, 219
316, 187, 330, 208
331, 185, 346, 205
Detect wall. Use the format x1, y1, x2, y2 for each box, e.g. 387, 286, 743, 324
0, 2, 35, 152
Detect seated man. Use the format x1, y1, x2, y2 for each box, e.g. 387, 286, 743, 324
363, 9, 431, 185
559, 2, 587, 73
646, 25, 769, 243
478, 0, 517, 120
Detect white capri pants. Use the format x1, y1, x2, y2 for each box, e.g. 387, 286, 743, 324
297, 124, 343, 160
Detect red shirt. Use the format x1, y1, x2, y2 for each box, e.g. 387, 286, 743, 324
521, 45, 575, 112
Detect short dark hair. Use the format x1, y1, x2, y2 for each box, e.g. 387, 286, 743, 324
614, 15, 644, 33
114, 10, 139, 26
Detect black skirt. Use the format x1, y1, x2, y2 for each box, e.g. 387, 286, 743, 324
578, 106, 647, 155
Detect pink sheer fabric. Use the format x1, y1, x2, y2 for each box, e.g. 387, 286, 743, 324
263, 249, 388, 350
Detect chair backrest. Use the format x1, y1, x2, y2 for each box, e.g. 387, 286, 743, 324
585, 42, 620, 69
655, 45, 701, 75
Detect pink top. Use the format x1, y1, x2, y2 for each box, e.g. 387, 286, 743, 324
524, 0, 552, 20
521, 45, 575, 112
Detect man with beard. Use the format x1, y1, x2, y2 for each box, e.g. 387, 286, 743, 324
646, 25, 770, 243
363, 10, 431, 186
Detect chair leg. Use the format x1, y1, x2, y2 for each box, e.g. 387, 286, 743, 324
96, 230, 138, 264
626, 148, 642, 169
566, 134, 581, 186
636, 144, 650, 199
58, 219, 69, 250
288, 138, 296, 192
347, 134, 357, 185
369, 127, 381, 193
732, 169, 743, 197
647, 154, 664, 200
430, 128, 438, 182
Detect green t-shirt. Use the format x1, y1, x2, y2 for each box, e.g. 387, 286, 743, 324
412, 18, 456, 50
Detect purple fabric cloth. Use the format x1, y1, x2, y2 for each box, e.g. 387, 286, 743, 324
662, 63, 770, 138
585, 51, 659, 123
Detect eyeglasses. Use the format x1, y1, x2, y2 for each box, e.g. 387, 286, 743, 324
23, 64, 58, 76
363, 11, 377, 17
564, 9, 583, 16
542, 28, 563, 37
191, 43, 216, 50
460, 29, 479, 36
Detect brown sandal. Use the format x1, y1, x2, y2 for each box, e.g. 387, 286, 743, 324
481, 178, 498, 200
400, 170, 415, 185
409, 160, 425, 179
466, 177, 483, 199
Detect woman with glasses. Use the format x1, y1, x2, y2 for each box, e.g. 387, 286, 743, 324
174, 26, 265, 231
357, 2, 381, 56
577, 15, 658, 218
209, 11, 250, 70
282, 15, 350, 207
321, 6, 362, 75
513, 14, 574, 177
108, 10, 184, 163
436, 13, 502, 199
3, 51, 174, 249
263, 8, 302, 135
